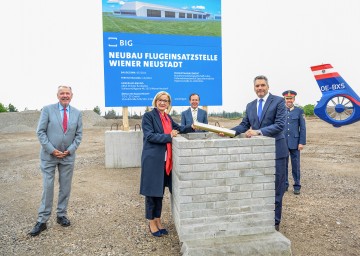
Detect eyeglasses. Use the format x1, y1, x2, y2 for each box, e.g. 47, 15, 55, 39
158, 99, 169, 103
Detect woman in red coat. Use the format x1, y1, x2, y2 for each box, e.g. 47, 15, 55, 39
140, 91, 193, 237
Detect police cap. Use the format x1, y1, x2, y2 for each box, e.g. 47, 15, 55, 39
282, 90, 297, 98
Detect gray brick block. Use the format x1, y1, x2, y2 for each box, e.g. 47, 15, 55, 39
178, 172, 208, 181
190, 179, 218, 188
240, 153, 266, 161
179, 202, 210, 211
264, 167, 276, 175
192, 148, 219, 156
252, 160, 275, 168
212, 170, 240, 179
227, 192, 252, 200
263, 152, 276, 159
264, 182, 275, 190
252, 145, 276, 153
192, 193, 229, 203
205, 155, 231, 163
227, 161, 252, 170
192, 163, 219, 172
178, 187, 206, 196
218, 148, 228, 154
253, 175, 275, 183
252, 190, 275, 198
237, 138, 266, 147
205, 139, 240, 148
172, 147, 192, 157
240, 168, 265, 176
237, 183, 264, 191
205, 185, 230, 194
225, 176, 253, 185
177, 156, 205, 164
227, 147, 252, 154
171, 135, 288, 252
172, 163, 193, 172
177, 195, 193, 203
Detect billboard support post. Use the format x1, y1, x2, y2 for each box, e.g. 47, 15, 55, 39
122, 107, 129, 131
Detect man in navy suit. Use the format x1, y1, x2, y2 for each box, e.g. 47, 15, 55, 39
29, 85, 83, 236
181, 93, 208, 132
282, 90, 306, 195
231, 75, 287, 231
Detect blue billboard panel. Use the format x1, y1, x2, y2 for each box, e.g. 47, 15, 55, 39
102, 1, 222, 107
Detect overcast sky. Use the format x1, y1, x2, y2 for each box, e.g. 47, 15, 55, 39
1, 0, 359, 115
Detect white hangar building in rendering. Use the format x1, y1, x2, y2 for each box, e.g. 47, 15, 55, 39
114, 1, 211, 19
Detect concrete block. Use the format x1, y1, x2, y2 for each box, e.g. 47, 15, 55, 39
181, 232, 291, 256
105, 130, 142, 168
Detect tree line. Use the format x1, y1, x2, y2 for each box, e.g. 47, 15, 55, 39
94, 104, 316, 119
0, 103, 18, 112
0, 103, 315, 117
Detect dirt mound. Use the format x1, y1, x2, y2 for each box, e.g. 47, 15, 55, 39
0, 110, 240, 133
0, 111, 41, 133
81, 110, 108, 128
0, 110, 111, 133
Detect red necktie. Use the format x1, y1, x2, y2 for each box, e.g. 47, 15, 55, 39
63, 108, 68, 133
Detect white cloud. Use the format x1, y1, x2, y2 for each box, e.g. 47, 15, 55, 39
191, 5, 206, 10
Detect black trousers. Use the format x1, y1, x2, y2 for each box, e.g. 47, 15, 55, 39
145, 166, 172, 220
275, 157, 286, 225
145, 196, 163, 220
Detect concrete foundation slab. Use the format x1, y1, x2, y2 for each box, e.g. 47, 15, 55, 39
181, 232, 291, 256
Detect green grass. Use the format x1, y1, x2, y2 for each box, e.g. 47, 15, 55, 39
102, 13, 221, 36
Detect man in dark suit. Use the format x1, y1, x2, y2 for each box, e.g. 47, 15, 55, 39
181, 93, 208, 131
282, 90, 306, 195
29, 85, 83, 236
231, 75, 287, 231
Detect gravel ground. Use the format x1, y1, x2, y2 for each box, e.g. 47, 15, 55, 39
0, 113, 359, 255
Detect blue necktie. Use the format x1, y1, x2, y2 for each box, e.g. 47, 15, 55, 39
258, 99, 263, 121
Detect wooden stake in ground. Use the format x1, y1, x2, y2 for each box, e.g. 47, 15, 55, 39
122, 107, 129, 131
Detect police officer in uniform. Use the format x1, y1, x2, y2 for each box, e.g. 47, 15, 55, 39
283, 90, 306, 195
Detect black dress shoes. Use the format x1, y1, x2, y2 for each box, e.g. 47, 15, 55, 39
148, 225, 162, 237
159, 228, 169, 235
275, 224, 280, 231
57, 216, 71, 227
29, 222, 47, 236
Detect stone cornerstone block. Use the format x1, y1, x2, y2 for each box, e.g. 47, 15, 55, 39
171, 133, 292, 255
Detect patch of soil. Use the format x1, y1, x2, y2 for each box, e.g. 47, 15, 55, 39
0, 117, 359, 255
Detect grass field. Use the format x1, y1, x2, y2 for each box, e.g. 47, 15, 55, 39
102, 13, 221, 36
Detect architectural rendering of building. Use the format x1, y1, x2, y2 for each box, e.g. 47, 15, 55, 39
114, 1, 212, 20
